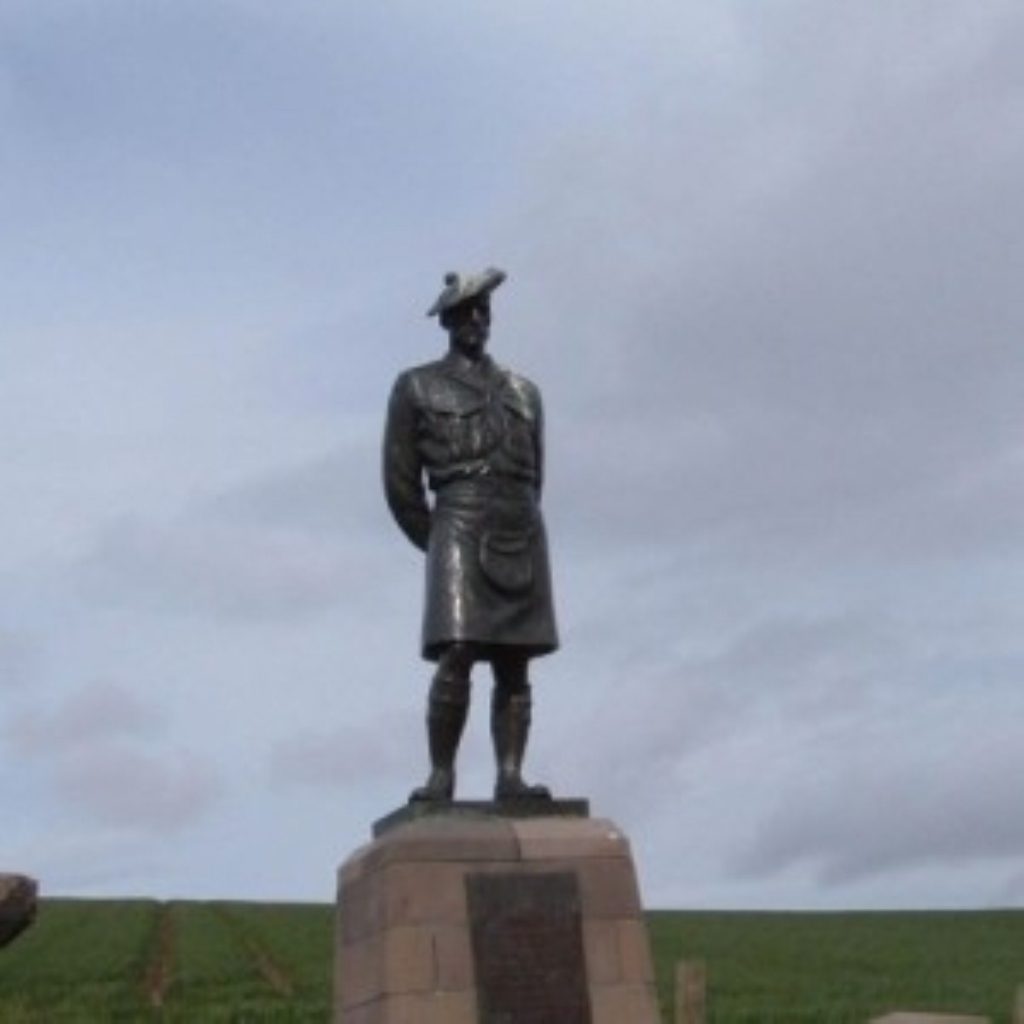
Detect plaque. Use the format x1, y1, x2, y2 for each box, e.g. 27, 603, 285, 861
466, 871, 592, 1024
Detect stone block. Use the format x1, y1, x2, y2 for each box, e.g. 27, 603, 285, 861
590, 982, 662, 1024
510, 816, 629, 860
342, 992, 478, 1024
381, 991, 479, 1024
575, 856, 644, 918
432, 924, 474, 991
380, 861, 472, 927
339, 935, 384, 1008
368, 815, 520, 868
583, 919, 622, 986
617, 917, 656, 984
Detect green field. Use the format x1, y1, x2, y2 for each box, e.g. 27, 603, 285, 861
647, 910, 1023, 1023
0, 901, 1020, 1021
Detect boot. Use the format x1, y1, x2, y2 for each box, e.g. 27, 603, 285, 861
409, 689, 468, 803
491, 686, 551, 801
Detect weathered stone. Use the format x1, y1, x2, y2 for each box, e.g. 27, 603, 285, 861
0, 873, 38, 947
334, 815, 659, 1023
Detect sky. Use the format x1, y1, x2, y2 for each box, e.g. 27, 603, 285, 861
2, 0, 1022, 910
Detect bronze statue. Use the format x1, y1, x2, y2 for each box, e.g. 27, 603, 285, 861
383, 268, 558, 803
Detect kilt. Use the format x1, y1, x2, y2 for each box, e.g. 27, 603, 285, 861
421, 478, 558, 661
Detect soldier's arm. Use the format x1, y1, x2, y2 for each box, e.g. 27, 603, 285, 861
533, 385, 545, 501
382, 372, 431, 551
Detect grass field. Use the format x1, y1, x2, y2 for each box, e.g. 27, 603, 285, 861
648, 910, 1024, 1023
0, 900, 1020, 1021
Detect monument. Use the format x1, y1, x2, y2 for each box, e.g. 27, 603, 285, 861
333, 270, 659, 1023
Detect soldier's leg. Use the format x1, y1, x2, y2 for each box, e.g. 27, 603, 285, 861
490, 653, 551, 801
410, 642, 475, 803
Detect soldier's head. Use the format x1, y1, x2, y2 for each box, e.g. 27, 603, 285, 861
428, 268, 505, 359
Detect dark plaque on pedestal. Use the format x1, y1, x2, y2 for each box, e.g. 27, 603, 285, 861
466, 871, 592, 1024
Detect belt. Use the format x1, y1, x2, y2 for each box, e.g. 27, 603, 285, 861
433, 475, 536, 502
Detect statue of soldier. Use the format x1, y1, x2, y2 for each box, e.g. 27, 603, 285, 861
383, 268, 558, 803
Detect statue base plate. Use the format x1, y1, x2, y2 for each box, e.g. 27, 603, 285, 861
373, 798, 590, 838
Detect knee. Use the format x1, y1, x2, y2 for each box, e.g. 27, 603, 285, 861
492, 657, 530, 697
439, 641, 475, 675
432, 643, 474, 704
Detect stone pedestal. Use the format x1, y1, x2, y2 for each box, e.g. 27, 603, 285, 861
0, 873, 38, 948
334, 808, 659, 1024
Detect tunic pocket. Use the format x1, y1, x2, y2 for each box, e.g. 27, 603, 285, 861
479, 528, 535, 594
423, 396, 486, 462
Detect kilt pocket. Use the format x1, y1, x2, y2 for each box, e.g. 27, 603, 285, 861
479, 528, 535, 594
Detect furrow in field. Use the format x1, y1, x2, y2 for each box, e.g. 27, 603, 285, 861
211, 903, 295, 997
142, 901, 175, 1009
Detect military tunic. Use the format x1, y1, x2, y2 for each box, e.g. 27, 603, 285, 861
383, 351, 558, 662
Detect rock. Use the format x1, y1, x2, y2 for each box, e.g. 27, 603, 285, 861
0, 873, 38, 947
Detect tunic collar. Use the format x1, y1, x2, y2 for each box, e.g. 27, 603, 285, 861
440, 350, 498, 388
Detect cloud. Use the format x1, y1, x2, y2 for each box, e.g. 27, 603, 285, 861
269, 712, 418, 789
547, 610, 899, 821
202, 444, 380, 537
77, 516, 351, 621
3, 678, 161, 754
3, 0, 1023, 905
5, 825, 169, 895
4, 679, 218, 833
734, 701, 1024, 884
0, 629, 40, 691
997, 866, 1024, 906
54, 744, 220, 832
505, 0, 1024, 575
71, 440, 401, 622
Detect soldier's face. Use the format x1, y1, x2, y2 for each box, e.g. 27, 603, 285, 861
447, 299, 490, 357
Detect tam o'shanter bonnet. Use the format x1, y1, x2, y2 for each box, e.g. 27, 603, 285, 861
427, 267, 507, 317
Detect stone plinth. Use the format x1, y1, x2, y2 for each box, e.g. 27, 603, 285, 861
334, 810, 659, 1024
0, 873, 38, 948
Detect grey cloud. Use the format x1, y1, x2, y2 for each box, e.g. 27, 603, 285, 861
4, 679, 161, 754
0, 628, 39, 690
54, 744, 220, 832
996, 866, 1024, 906
78, 515, 354, 621
203, 444, 381, 538
555, 611, 899, 815
734, 713, 1024, 884
510, 1, 1024, 573
269, 713, 417, 789
563, 670, 738, 817
5, 679, 218, 832
73, 441, 400, 622
691, 613, 903, 710
4, 0, 1022, 905
7, 826, 165, 894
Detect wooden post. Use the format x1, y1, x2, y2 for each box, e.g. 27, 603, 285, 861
675, 959, 707, 1024
1013, 983, 1024, 1024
